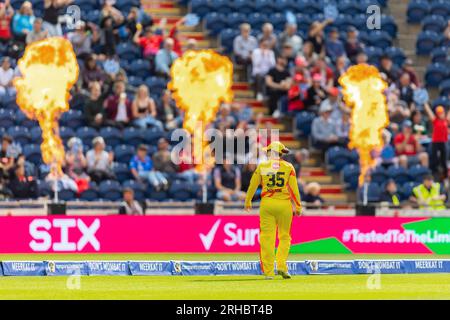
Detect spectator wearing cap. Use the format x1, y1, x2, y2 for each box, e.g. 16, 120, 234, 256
310, 58, 334, 88
132, 84, 163, 130
155, 38, 178, 78
379, 55, 399, 84
424, 102, 449, 179
265, 56, 292, 117
258, 23, 277, 51
42, 0, 72, 37
411, 175, 446, 210
251, 39, 276, 101
287, 73, 308, 113
401, 59, 420, 87
278, 23, 303, 56
0, 57, 15, 99
344, 27, 363, 63
393, 120, 429, 167
311, 103, 339, 151
213, 158, 246, 202
380, 179, 401, 207
8, 164, 38, 199
12, 1, 35, 41
130, 144, 168, 191
325, 27, 345, 62
104, 80, 133, 128
152, 138, 178, 176
293, 55, 311, 86
304, 73, 327, 112
119, 187, 144, 215
321, 87, 345, 121
86, 137, 115, 184
0, 1, 14, 43
67, 20, 100, 60
233, 23, 258, 81
26, 18, 48, 44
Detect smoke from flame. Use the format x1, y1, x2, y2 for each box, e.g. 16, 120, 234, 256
339, 64, 389, 186
168, 50, 233, 170
14, 37, 79, 176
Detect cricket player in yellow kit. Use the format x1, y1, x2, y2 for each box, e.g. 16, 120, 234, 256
244, 141, 302, 279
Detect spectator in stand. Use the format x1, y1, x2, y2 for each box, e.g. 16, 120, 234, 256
233, 23, 257, 81
241, 162, 257, 193
230, 102, 253, 129
0, 177, 12, 200
104, 80, 133, 128
303, 182, 324, 206
132, 84, 163, 130
265, 56, 291, 117
310, 58, 334, 88
284, 149, 308, 185
304, 74, 327, 112
152, 138, 178, 176
130, 144, 168, 191
344, 26, 363, 63
42, 0, 72, 37
333, 55, 349, 86
8, 164, 38, 199
0, 135, 14, 180
411, 109, 428, 142
81, 55, 107, 89
388, 99, 410, 125
86, 137, 115, 184
168, 17, 186, 57
300, 41, 318, 67
65, 137, 90, 193
321, 87, 346, 121
67, 20, 100, 60
0, 0, 14, 43
26, 18, 48, 44
379, 55, 399, 84
0, 57, 16, 99
355, 51, 368, 64
157, 89, 182, 130
410, 175, 446, 210
401, 59, 420, 87
119, 187, 144, 215
424, 103, 449, 179
325, 27, 345, 62
287, 73, 308, 113
311, 103, 339, 151
84, 81, 114, 129
46, 162, 79, 194
215, 104, 236, 130
278, 23, 303, 56
279, 41, 296, 70
397, 72, 416, 108
155, 38, 178, 78
213, 159, 246, 202
124, 7, 153, 40
99, 15, 118, 57
293, 56, 311, 86
307, 19, 333, 56
258, 23, 277, 51
336, 111, 350, 145
393, 120, 428, 166
134, 26, 164, 59
376, 130, 396, 168
12, 1, 35, 41
100, 0, 124, 25
251, 39, 275, 101
380, 179, 401, 207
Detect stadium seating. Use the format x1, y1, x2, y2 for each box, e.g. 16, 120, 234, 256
425, 63, 449, 88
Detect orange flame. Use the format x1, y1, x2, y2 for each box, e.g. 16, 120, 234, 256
14, 37, 79, 176
339, 64, 389, 186
168, 50, 233, 171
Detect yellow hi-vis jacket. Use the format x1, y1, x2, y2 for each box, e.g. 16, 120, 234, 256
412, 183, 446, 210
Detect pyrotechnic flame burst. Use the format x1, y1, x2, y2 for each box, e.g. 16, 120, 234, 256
14, 37, 79, 176
339, 64, 389, 186
168, 50, 233, 170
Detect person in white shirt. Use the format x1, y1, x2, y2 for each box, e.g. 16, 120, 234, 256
0, 57, 15, 98
251, 39, 275, 101
278, 23, 303, 56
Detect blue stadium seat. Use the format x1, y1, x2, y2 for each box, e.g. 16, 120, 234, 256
273, 0, 298, 13
359, 0, 381, 12
367, 31, 392, 50
145, 76, 167, 94
298, 0, 321, 15
342, 164, 360, 190
408, 165, 431, 183
233, 0, 255, 15
85, 10, 101, 24
128, 75, 144, 88
416, 31, 441, 55
169, 180, 193, 201
123, 127, 144, 147
400, 181, 420, 201
431, 96, 450, 109
422, 15, 447, 33
0, 109, 14, 128
430, 0, 449, 17
147, 189, 168, 201
99, 180, 123, 201
114, 144, 136, 164
37, 180, 52, 197
338, 0, 361, 16
254, 0, 275, 15
387, 166, 411, 185
14, 110, 35, 129
100, 127, 122, 147
190, 0, 211, 18
439, 80, 450, 97
58, 189, 77, 201
359, 183, 381, 203
210, 0, 234, 14
407, 0, 430, 23
30, 127, 42, 144
61, 110, 84, 128
385, 46, 406, 67
115, 0, 140, 13
365, 46, 384, 65
114, 163, 132, 183
332, 14, 354, 33
76, 126, 98, 148
348, 149, 359, 165
143, 127, 165, 145
23, 144, 42, 165
269, 13, 287, 33
59, 126, 75, 143
116, 42, 142, 61
122, 179, 146, 201
74, 0, 98, 12
226, 13, 247, 30
295, 111, 315, 137
79, 188, 99, 201
219, 29, 239, 54
431, 47, 449, 64
247, 13, 269, 31
204, 13, 228, 36
425, 63, 449, 88
380, 15, 398, 38
295, 14, 311, 33
127, 59, 151, 79
326, 146, 351, 173
370, 166, 388, 185
7, 126, 30, 145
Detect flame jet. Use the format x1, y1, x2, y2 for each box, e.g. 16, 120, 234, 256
338, 64, 389, 186
14, 37, 79, 176
168, 50, 233, 170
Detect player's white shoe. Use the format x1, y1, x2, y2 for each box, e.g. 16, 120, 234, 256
277, 270, 292, 279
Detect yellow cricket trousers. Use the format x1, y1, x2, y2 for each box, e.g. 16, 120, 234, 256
259, 198, 293, 276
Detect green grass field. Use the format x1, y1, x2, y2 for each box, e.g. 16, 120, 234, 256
0, 254, 449, 299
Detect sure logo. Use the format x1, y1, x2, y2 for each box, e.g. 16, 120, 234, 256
29, 218, 100, 252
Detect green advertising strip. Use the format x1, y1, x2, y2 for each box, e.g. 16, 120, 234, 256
289, 237, 352, 254
402, 218, 450, 254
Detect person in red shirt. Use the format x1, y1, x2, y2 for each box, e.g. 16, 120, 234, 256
394, 120, 420, 156
424, 103, 449, 178
133, 26, 164, 59
168, 17, 186, 57
0, 1, 14, 43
